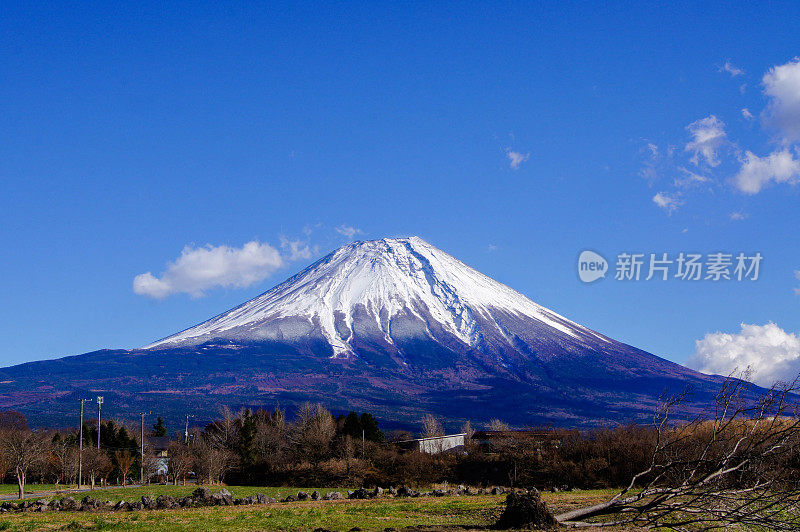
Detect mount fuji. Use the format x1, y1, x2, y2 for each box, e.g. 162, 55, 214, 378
0, 237, 725, 428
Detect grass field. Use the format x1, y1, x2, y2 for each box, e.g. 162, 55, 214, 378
0, 485, 635, 531
9, 484, 351, 504
0, 485, 62, 498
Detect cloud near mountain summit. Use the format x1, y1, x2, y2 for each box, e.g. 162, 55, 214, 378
133, 241, 287, 299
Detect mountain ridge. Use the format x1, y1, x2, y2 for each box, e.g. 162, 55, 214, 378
0, 237, 729, 429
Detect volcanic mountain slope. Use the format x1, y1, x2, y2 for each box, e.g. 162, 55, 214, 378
0, 237, 726, 429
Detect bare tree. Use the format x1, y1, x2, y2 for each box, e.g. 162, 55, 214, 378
489, 418, 511, 431
82, 446, 111, 490
422, 414, 444, 439
0, 428, 50, 499
0, 411, 29, 431
253, 407, 287, 472
115, 450, 135, 486
461, 420, 475, 451
555, 375, 800, 530
420, 414, 446, 454
336, 434, 357, 480
141, 449, 162, 484
291, 402, 335, 467
167, 441, 193, 485
214, 406, 240, 448
194, 438, 233, 485
0, 448, 8, 482
49, 438, 79, 487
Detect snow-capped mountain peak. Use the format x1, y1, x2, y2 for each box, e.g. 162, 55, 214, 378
145, 237, 602, 355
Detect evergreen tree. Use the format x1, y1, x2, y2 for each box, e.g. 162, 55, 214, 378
238, 409, 258, 471
342, 412, 362, 439
360, 412, 384, 442
152, 416, 167, 437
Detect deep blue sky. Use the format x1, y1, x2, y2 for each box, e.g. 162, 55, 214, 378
2, 2, 799, 378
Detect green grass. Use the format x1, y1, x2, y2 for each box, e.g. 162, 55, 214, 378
0, 488, 635, 531
0, 494, 510, 531
0, 484, 353, 503
49, 485, 350, 504
0, 485, 64, 497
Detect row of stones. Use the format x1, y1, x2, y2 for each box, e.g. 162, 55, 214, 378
0, 485, 510, 513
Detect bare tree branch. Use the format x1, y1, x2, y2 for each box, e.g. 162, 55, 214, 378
556, 373, 800, 530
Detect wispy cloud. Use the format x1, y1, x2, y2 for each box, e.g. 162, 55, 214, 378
794, 271, 800, 296
689, 322, 800, 387
652, 192, 682, 214
335, 224, 363, 239
506, 148, 530, 169
685, 115, 727, 167
639, 141, 671, 184
674, 167, 710, 188
719, 60, 744, 77
729, 211, 749, 221
280, 236, 318, 261
133, 241, 286, 299
643, 58, 800, 213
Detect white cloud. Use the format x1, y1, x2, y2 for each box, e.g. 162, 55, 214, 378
639, 166, 658, 183
719, 60, 744, 77
674, 167, 710, 188
689, 323, 800, 387
506, 148, 530, 169
133, 241, 285, 299
762, 57, 800, 144
335, 224, 363, 239
729, 211, 749, 221
741, 108, 754, 120
794, 271, 800, 296
487, 244, 499, 252
652, 192, 682, 214
685, 115, 727, 167
638, 141, 675, 184
732, 148, 800, 194
280, 236, 317, 261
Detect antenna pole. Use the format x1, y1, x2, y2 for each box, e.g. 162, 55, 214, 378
184, 414, 195, 444
96, 396, 104, 450
139, 411, 150, 485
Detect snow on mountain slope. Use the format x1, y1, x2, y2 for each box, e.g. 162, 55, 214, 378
146, 237, 609, 356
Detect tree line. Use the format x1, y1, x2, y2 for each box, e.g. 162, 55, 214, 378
2, 383, 800, 513
4, 375, 799, 529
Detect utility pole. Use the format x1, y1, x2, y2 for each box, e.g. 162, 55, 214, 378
78, 398, 93, 489
184, 414, 195, 445
362, 428, 366, 458
96, 396, 104, 450
139, 411, 150, 486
